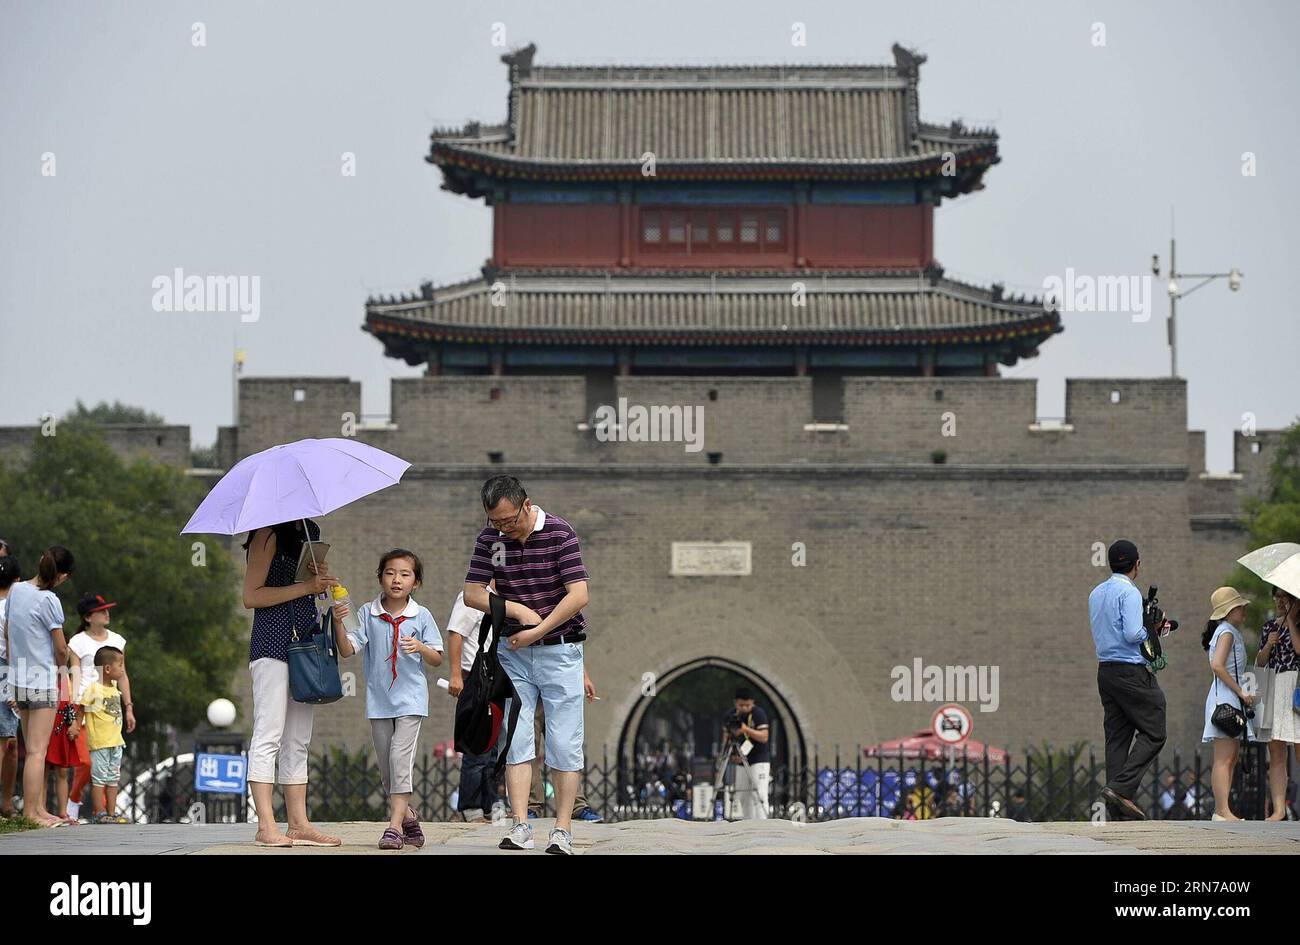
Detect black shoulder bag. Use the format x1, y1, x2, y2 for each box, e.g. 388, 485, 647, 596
1211, 628, 1249, 739
453, 592, 520, 776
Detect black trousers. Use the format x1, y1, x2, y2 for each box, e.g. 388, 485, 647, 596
1097, 662, 1167, 799
457, 742, 500, 814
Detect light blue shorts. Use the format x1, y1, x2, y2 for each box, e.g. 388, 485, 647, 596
498, 641, 585, 771
90, 746, 123, 786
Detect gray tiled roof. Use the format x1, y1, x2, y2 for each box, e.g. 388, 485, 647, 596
364, 271, 1057, 344
429, 43, 997, 175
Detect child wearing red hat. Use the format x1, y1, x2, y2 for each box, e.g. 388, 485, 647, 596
60, 593, 134, 822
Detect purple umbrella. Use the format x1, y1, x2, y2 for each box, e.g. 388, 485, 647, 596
181, 438, 411, 536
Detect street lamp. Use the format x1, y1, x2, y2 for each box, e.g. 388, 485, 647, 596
1151, 229, 1242, 377
207, 698, 237, 728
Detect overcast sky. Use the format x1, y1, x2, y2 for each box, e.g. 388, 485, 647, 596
2, 0, 1295, 471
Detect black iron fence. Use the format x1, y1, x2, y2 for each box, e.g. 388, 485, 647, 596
28, 742, 1292, 825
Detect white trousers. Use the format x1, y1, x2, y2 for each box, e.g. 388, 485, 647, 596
732, 761, 771, 820
248, 658, 314, 785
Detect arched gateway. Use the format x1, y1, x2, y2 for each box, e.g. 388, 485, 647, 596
617, 656, 808, 806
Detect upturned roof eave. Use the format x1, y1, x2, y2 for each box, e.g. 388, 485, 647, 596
425, 140, 999, 180
362, 312, 1062, 347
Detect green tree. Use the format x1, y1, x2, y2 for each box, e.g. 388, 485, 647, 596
190, 443, 218, 468
0, 425, 243, 755
1228, 422, 1300, 629
63, 400, 165, 426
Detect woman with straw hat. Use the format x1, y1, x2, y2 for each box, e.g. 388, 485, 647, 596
1201, 586, 1255, 821
1257, 585, 1300, 820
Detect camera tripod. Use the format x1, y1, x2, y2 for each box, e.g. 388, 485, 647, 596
710, 734, 768, 820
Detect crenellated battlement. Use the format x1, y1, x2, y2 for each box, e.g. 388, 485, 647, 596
0, 423, 192, 470
232, 376, 1280, 496
225, 371, 1280, 756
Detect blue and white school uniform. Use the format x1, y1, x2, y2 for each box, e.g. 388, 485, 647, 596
1202, 622, 1256, 742
346, 595, 442, 795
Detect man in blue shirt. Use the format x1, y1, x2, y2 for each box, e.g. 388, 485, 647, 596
1089, 539, 1166, 821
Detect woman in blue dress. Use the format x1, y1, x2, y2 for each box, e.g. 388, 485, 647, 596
1200, 586, 1255, 821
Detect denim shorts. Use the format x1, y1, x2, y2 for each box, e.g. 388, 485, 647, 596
0, 700, 17, 739
90, 746, 124, 786
14, 688, 58, 711
497, 641, 585, 771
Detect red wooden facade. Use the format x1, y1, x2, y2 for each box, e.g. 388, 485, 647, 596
491, 202, 934, 269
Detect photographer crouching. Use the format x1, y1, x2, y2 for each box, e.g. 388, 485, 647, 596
1089, 539, 1175, 821
721, 688, 770, 820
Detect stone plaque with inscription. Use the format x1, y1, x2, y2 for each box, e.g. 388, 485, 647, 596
670, 541, 752, 577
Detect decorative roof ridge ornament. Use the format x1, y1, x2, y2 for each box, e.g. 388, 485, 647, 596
917, 120, 999, 147
499, 42, 537, 145
890, 43, 927, 79
891, 43, 926, 152
500, 42, 537, 75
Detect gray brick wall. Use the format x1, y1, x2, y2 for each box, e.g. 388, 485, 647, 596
387, 376, 589, 464
842, 377, 1038, 462
215, 426, 239, 469
839, 377, 1190, 465
236, 378, 361, 459
1065, 379, 1188, 465
211, 373, 1283, 764
221, 464, 1229, 760
1235, 429, 1289, 499
605, 377, 812, 463
0, 424, 191, 469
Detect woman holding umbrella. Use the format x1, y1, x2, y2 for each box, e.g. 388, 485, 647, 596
1237, 543, 1300, 821
1257, 586, 1300, 820
242, 520, 341, 847
184, 437, 412, 847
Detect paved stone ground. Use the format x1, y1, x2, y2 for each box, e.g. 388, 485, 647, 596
1, 818, 1297, 854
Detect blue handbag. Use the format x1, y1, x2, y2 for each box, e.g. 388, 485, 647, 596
287, 606, 344, 704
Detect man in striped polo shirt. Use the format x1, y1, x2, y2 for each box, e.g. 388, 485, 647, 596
464, 475, 590, 855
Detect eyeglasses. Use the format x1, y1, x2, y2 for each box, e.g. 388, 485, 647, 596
487, 504, 526, 531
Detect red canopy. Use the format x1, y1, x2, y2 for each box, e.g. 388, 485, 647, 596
863, 729, 1009, 764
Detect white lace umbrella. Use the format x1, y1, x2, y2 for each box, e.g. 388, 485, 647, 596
1238, 542, 1300, 599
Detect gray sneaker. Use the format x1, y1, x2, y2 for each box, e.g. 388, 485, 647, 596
545, 827, 573, 855
499, 821, 534, 850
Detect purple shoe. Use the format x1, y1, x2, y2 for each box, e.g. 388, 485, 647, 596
402, 808, 425, 848
378, 827, 404, 850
